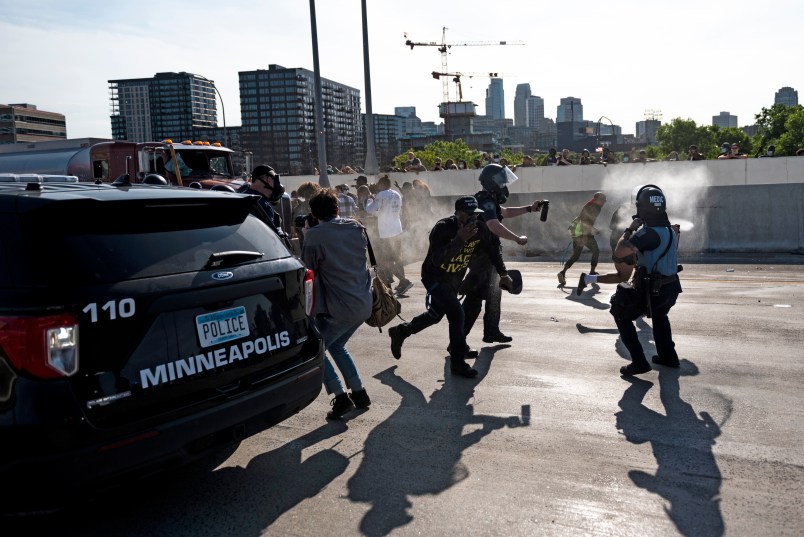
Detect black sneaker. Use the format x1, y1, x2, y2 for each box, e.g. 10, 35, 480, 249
557, 272, 566, 286
349, 389, 371, 409
447, 345, 479, 358
576, 272, 588, 296
651, 355, 680, 368
326, 393, 355, 420
483, 332, 513, 343
389, 325, 406, 359
450, 361, 479, 378
395, 280, 414, 297
620, 362, 651, 377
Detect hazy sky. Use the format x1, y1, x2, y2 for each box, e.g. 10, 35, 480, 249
2, 0, 801, 140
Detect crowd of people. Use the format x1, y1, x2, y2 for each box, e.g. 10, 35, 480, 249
249, 159, 685, 421
292, 142, 804, 180
370, 144, 804, 174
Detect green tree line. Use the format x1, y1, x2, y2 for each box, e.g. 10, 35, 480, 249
656, 104, 804, 158
390, 104, 804, 166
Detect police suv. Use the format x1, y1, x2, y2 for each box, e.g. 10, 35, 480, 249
0, 175, 323, 511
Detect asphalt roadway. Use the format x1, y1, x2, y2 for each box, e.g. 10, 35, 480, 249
11, 254, 804, 537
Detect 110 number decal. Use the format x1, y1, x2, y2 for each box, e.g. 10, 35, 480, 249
83, 299, 136, 322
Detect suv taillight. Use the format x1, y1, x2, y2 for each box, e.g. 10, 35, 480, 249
303, 269, 314, 316
0, 314, 79, 378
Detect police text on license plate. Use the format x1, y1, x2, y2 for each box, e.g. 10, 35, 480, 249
196, 306, 250, 348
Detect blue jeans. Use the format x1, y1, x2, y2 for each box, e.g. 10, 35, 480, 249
314, 314, 364, 395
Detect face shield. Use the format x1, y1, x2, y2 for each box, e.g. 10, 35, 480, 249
479, 164, 518, 203
502, 166, 518, 186
488, 166, 518, 188
491, 167, 517, 204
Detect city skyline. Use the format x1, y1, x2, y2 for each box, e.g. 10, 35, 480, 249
1, 0, 802, 140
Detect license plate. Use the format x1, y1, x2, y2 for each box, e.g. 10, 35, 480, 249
196, 306, 250, 348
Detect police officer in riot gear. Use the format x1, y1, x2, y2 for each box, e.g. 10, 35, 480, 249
462, 164, 546, 344
388, 196, 514, 378
612, 184, 682, 376
244, 164, 287, 237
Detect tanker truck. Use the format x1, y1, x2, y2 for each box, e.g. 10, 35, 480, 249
0, 137, 240, 188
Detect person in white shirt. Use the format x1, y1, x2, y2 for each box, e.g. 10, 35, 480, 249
365, 175, 413, 296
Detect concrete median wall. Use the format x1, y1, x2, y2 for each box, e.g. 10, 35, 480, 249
283, 156, 804, 254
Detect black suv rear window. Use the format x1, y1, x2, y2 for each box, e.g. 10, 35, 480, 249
12, 198, 290, 285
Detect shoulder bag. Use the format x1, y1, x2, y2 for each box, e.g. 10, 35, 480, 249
364, 232, 402, 332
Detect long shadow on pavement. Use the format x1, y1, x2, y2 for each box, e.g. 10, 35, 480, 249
616, 361, 727, 537
565, 283, 611, 310
577, 316, 656, 363
17, 420, 352, 537
348, 347, 528, 536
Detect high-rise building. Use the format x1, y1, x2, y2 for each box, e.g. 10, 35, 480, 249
473, 116, 512, 139
514, 84, 531, 127
485, 78, 505, 120
636, 119, 661, 145
526, 96, 545, 128
712, 111, 737, 129
239, 64, 361, 176
556, 97, 583, 123
775, 86, 799, 107
535, 118, 557, 150
556, 97, 585, 150
362, 113, 402, 168
109, 72, 218, 142
394, 106, 416, 118
0, 103, 67, 144
395, 106, 423, 135
420, 122, 439, 136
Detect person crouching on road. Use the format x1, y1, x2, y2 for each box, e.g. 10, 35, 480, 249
576, 199, 635, 295
302, 189, 373, 419
387, 196, 514, 378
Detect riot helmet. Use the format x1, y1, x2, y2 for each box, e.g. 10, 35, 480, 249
478, 163, 519, 203
632, 184, 669, 226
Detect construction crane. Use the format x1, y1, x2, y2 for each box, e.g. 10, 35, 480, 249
431, 71, 504, 102
432, 72, 465, 101
405, 27, 524, 103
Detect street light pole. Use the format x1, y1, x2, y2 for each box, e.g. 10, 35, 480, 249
309, 0, 330, 188
361, 0, 379, 175
194, 74, 227, 148
596, 115, 613, 149
214, 85, 227, 148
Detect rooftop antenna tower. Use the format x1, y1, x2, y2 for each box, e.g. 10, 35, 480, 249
644, 109, 663, 121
